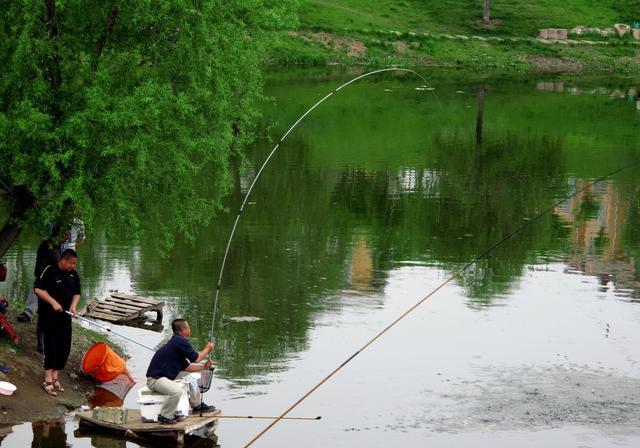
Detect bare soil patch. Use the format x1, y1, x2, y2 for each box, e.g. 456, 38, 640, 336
475, 18, 502, 30
0, 308, 111, 423
392, 41, 408, 53
527, 55, 586, 73
289, 31, 367, 57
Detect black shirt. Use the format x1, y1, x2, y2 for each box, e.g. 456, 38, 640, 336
34, 239, 63, 278
35, 264, 81, 319
146, 334, 199, 380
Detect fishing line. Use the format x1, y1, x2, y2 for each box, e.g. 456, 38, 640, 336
244, 159, 640, 447
209, 68, 440, 340
67, 311, 157, 352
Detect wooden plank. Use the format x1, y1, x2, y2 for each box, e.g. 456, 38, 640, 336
92, 303, 135, 313
84, 310, 129, 322
78, 298, 100, 317
85, 307, 161, 322
78, 408, 219, 433
111, 293, 164, 306
100, 300, 147, 312
103, 300, 148, 311
90, 310, 132, 320
81, 294, 164, 325
105, 296, 151, 307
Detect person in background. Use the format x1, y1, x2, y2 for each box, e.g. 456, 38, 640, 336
62, 218, 85, 251
146, 319, 216, 424
17, 227, 69, 324
34, 249, 81, 397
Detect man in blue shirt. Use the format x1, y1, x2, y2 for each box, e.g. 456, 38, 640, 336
146, 319, 216, 424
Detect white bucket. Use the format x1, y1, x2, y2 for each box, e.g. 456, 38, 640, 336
0, 381, 16, 396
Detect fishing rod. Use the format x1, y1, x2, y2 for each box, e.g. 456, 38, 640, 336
66, 311, 157, 353
243, 159, 640, 447
209, 67, 440, 340
216, 415, 321, 421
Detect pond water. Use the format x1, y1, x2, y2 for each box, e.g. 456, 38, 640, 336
2, 69, 640, 447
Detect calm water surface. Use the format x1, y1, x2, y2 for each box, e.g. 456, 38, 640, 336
2, 69, 640, 447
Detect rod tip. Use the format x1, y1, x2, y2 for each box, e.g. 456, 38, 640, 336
316, 416, 322, 420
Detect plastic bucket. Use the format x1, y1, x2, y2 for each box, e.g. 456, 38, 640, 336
0, 381, 16, 395
81, 342, 127, 383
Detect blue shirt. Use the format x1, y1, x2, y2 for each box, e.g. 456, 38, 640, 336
146, 334, 199, 380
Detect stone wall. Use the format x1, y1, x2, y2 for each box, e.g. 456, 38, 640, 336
566, 23, 640, 40
538, 28, 568, 40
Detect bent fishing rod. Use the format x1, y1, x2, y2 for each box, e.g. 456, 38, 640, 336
244, 159, 640, 447
209, 67, 439, 341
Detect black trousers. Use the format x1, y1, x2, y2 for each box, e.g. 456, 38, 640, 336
41, 314, 72, 371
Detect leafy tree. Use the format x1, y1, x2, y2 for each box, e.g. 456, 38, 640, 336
0, 0, 297, 257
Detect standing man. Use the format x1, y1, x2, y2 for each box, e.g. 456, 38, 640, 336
34, 249, 81, 397
146, 319, 216, 424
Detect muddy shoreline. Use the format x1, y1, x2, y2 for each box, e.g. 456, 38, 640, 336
0, 308, 120, 423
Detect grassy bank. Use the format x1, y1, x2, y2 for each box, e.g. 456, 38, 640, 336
266, 0, 640, 75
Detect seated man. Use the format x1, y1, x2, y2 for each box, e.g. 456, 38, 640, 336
0, 296, 8, 315
146, 318, 216, 424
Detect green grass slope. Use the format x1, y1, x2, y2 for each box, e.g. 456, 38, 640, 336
299, 0, 640, 36
266, 0, 640, 75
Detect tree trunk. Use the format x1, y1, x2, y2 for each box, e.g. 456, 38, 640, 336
476, 87, 485, 146
0, 187, 35, 259
44, 0, 63, 121
93, 2, 118, 70
482, 0, 491, 24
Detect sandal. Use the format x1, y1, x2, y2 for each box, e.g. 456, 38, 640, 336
42, 381, 58, 397
53, 380, 64, 392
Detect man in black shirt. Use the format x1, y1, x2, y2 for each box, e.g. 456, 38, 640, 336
34, 249, 81, 397
146, 319, 216, 423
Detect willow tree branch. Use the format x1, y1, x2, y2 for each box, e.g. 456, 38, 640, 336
93, 2, 118, 70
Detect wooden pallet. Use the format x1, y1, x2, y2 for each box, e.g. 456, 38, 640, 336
79, 293, 164, 325
77, 407, 219, 446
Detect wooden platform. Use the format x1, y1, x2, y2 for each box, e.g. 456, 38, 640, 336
77, 407, 219, 446
79, 293, 164, 327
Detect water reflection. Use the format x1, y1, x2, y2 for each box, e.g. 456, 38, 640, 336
73, 429, 219, 448
0, 425, 12, 445
30, 420, 67, 448
87, 374, 135, 409
1, 74, 640, 391
349, 237, 375, 292
556, 179, 640, 301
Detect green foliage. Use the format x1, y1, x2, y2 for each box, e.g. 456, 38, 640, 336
613, 1, 640, 24
0, 0, 297, 253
